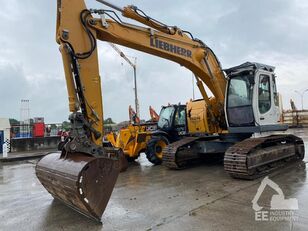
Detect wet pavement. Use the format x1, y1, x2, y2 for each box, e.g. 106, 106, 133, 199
0, 128, 308, 231
0, 149, 56, 162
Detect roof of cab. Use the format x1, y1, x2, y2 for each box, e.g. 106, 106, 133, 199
224, 62, 275, 76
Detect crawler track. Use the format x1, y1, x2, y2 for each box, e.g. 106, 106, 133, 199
224, 135, 305, 180
162, 137, 200, 169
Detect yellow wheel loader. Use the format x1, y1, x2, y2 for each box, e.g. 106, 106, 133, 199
105, 123, 153, 162
105, 105, 158, 163
36, 0, 305, 222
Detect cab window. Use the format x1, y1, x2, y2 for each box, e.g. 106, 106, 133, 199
157, 107, 174, 129
258, 75, 271, 114
174, 107, 186, 126
272, 76, 279, 106
227, 75, 253, 107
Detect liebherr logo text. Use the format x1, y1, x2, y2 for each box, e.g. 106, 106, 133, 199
150, 38, 192, 58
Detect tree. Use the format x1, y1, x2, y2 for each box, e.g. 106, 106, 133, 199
9, 118, 19, 126
50, 124, 57, 130
104, 118, 115, 124
62, 121, 71, 130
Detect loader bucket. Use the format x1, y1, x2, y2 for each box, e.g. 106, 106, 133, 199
35, 152, 120, 221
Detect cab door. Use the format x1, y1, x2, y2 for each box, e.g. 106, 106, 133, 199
255, 71, 280, 125
173, 106, 187, 136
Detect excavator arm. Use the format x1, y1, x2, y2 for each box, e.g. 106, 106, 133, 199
149, 106, 160, 122
129, 105, 140, 124
56, 0, 103, 146
36, 0, 228, 222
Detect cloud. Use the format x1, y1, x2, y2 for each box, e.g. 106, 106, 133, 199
0, 0, 307, 123
0, 62, 68, 123
246, 51, 308, 109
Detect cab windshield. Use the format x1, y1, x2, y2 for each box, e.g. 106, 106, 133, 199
227, 75, 254, 107
158, 107, 175, 129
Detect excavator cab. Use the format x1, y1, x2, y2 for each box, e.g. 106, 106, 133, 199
157, 105, 187, 139
225, 62, 286, 133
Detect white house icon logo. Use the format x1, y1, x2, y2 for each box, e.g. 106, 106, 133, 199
252, 176, 299, 222
252, 176, 298, 211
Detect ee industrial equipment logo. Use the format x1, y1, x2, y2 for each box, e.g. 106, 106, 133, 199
252, 176, 299, 222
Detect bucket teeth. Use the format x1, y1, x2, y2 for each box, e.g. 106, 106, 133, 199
36, 152, 120, 221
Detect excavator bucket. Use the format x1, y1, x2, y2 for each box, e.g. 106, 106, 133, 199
35, 152, 120, 221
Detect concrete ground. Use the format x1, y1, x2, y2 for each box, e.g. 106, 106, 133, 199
0, 149, 55, 162
0, 128, 308, 231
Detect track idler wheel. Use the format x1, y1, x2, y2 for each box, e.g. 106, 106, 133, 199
36, 152, 120, 221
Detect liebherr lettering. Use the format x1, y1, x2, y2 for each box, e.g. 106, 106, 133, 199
150, 38, 192, 58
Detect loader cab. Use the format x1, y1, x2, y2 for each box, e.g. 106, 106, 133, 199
225, 62, 287, 133
157, 104, 187, 140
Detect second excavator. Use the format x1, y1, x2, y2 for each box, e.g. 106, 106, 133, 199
36, 0, 305, 222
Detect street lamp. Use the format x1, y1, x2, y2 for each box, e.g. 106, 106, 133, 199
294, 89, 308, 110
109, 43, 140, 118
129, 56, 139, 119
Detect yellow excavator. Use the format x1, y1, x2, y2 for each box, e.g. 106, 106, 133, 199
128, 105, 140, 124
36, 0, 305, 222
149, 106, 160, 122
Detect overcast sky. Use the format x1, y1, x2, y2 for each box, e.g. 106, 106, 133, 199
0, 0, 307, 123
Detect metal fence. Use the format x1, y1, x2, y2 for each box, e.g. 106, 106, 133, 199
11, 123, 66, 139
282, 110, 308, 127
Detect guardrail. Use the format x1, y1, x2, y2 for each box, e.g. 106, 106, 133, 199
282, 110, 308, 127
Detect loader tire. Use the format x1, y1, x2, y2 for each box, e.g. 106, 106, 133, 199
145, 136, 169, 165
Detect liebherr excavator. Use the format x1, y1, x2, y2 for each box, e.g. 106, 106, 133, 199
36, 0, 305, 221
